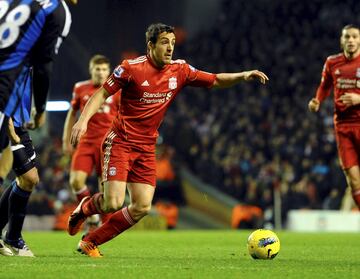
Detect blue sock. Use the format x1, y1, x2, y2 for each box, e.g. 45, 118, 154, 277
7, 180, 31, 241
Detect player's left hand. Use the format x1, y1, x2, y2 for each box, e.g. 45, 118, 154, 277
25, 109, 46, 130
243, 70, 269, 84
7, 118, 20, 144
338, 93, 360, 107
70, 120, 88, 147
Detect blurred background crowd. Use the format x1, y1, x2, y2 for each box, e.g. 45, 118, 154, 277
2, 0, 360, 227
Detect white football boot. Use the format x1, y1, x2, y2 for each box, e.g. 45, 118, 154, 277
4, 237, 34, 257
0, 239, 14, 256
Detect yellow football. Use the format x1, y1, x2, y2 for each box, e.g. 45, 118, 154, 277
247, 229, 280, 259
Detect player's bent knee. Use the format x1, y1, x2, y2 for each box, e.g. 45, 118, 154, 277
19, 172, 39, 191
69, 177, 86, 191
345, 172, 360, 189
103, 199, 123, 213
130, 204, 152, 220
70, 179, 82, 191
349, 179, 360, 189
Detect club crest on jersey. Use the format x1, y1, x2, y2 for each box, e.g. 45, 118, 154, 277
168, 77, 177, 90
114, 66, 124, 78
334, 69, 340, 75
109, 167, 116, 176
356, 68, 360, 78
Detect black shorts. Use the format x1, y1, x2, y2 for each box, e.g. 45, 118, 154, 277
0, 65, 23, 153
11, 127, 36, 176
0, 66, 23, 112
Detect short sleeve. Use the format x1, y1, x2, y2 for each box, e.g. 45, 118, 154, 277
103, 61, 131, 95
183, 63, 216, 88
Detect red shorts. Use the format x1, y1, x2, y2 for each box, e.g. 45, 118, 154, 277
71, 141, 102, 176
101, 130, 156, 186
335, 125, 360, 169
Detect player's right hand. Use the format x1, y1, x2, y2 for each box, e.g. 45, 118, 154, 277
242, 70, 269, 84
308, 98, 320, 112
25, 109, 46, 130
62, 141, 74, 155
7, 118, 20, 144
70, 120, 87, 147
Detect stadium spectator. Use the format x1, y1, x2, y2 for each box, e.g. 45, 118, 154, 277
67, 22, 268, 257
154, 143, 183, 204
154, 201, 179, 229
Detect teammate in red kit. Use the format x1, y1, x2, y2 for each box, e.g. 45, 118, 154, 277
67, 23, 269, 257
308, 24, 360, 210
62, 55, 120, 226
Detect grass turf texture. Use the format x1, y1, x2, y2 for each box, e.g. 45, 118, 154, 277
1, 230, 359, 279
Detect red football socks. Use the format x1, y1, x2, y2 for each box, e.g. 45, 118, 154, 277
75, 187, 91, 202
82, 193, 104, 216
101, 213, 112, 224
84, 207, 136, 245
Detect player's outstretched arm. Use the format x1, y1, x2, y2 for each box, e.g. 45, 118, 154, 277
212, 70, 269, 88
70, 87, 110, 146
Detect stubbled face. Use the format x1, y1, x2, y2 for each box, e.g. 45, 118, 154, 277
341, 28, 360, 57
90, 63, 110, 86
149, 32, 176, 68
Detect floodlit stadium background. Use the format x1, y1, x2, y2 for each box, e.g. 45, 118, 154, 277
7, 0, 360, 232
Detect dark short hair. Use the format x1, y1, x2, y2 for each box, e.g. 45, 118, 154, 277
145, 23, 175, 45
342, 24, 360, 32
89, 54, 110, 68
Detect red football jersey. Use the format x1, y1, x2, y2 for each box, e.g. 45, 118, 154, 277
316, 53, 360, 125
71, 80, 120, 144
103, 55, 216, 144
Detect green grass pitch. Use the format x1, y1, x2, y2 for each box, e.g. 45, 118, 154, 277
1, 230, 359, 279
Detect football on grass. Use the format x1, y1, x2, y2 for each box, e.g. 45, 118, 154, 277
247, 229, 280, 259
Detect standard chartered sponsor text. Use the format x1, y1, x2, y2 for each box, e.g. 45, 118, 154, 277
336, 78, 360, 89
140, 91, 171, 104
143, 92, 167, 98
140, 98, 166, 104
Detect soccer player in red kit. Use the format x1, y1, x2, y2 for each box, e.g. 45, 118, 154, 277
68, 23, 269, 257
308, 24, 360, 210
62, 55, 120, 226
